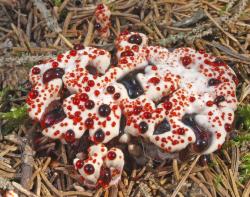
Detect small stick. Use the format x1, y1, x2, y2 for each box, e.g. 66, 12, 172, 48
27, 167, 41, 189
151, 0, 160, 18
0, 0, 15, 6
84, 18, 94, 47
59, 33, 74, 49
58, 0, 71, 13
115, 17, 120, 35
41, 157, 51, 171
152, 23, 164, 39
127, 169, 137, 196
242, 179, 250, 197
36, 173, 41, 196
229, 169, 240, 197
10, 23, 26, 48
26, 11, 33, 40
0, 169, 18, 178
109, 185, 118, 197
0, 160, 16, 173
171, 155, 200, 197
61, 190, 93, 197
41, 182, 53, 197
40, 171, 61, 196
12, 182, 38, 197
189, 174, 213, 197
0, 145, 17, 157
94, 188, 103, 197
63, 12, 73, 34
104, 189, 109, 197
135, 167, 146, 179
173, 159, 180, 181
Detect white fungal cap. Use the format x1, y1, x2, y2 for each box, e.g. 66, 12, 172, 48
74, 144, 107, 187
27, 79, 62, 121
74, 144, 124, 188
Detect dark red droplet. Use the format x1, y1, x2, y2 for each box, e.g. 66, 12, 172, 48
189, 96, 196, 102
94, 90, 100, 96
79, 93, 89, 102
121, 50, 134, 57
28, 90, 39, 99
192, 131, 212, 153
163, 101, 172, 110
85, 100, 95, 109
107, 86, 115, 94
120, 30, 129, 36
32, 67, 41, 75
148, 77, 160, 85
224, 123, 232, 132
132, 45, 139, 52
97, 3, 104, 10
75, 160, 84, 169
85, 118, 94, 128
214, 96, 225, 105
40, 106, 66, 128
74, 44, 84, 50
143, 112, 152, 119
94, 22, 101, 30
198, 155, 211, 166
181, 56, 192, 66
98, 167, 111, 188
84, 163, 95, 175
113, 93, 121, 100
98, 104, 111, 117
38, 60, 45, 64
70, 50, 77, 56
177, 128, 185, 135
107, 151, 116, 160
206, 101, 214, 107
199, 49, 205, 54
52, 61, 59, 68
72, 97, 80, 105
43, 67, 64, 83
133, 106, 142, 115
93, 129, 105, 143
208, 78, 221, 86
64, 130, 75, 143
88, 80, 95, 87
139, 121, 148, 133
128, 34, 142, 45
232, 75, 239, 86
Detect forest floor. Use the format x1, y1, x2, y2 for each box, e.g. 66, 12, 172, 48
0, 0, 250, 197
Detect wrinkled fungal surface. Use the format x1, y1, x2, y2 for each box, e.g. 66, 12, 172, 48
27, 30, 237, 188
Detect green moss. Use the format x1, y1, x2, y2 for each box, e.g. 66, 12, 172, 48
239, 153, 250, 183
52, 0, 62, 6
0, 105, 28, 135
237, 104, 250, 130
214, 175, 222, 188
0, 105, 28, 120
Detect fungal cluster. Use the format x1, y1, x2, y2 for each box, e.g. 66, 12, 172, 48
27, 30, 237, 188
